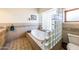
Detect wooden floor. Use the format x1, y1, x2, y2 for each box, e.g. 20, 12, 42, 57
1, 33, 65, 50
3, 35, 33, 50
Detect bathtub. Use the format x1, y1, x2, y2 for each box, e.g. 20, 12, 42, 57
31, 29, 49, 41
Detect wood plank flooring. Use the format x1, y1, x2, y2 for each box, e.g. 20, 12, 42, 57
3, 35, 33, 50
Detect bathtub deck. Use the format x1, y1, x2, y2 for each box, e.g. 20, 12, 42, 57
26, 32, 42, 50
26, 32, 63, 50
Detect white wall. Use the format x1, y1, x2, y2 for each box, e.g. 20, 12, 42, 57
38, 8, 51, 13
41, 11, 52, 31
0, 8, 38, 23
41, 9, 55, 31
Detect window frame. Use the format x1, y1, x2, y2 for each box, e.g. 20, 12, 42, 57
64, 8, 79, 22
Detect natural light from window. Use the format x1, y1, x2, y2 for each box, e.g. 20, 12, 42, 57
66, 9, 79, 21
